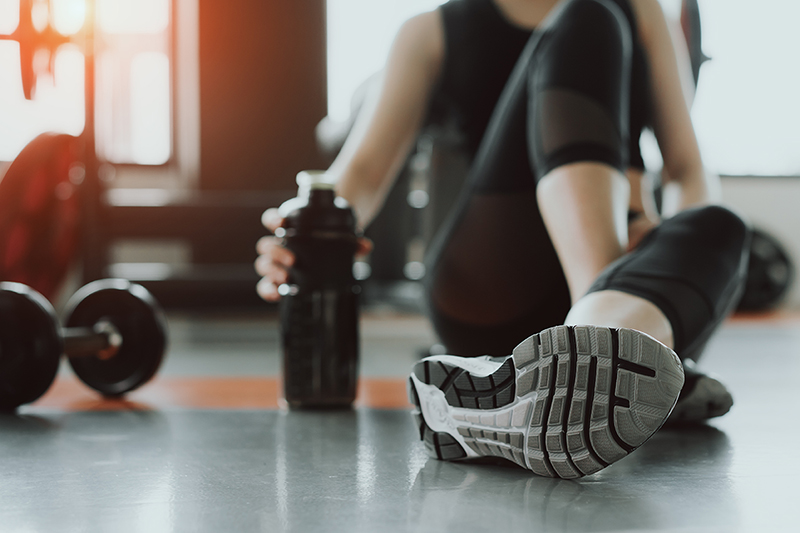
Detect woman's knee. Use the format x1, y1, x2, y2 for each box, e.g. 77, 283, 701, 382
676, 205, 751, 254
545, 0, 632, 51
528, 0, 634, 177
690, 204, 749, 234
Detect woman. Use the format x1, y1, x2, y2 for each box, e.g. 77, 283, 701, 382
256, 0, 749, 478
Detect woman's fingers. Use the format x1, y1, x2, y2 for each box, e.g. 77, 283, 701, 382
261, 207, 283, 232
256, 219, 372, 303
254, 234, 295, 302
254, 254, 290, 283
256, 278, 281, 302
256, 236, 295, 267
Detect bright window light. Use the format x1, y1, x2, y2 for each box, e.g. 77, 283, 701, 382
52, 0, 86, 35
0, 0, 172, 165
692, 0, 800, 176
0, 0, 19, 34
130, 52, 171, 165
326, 0, 446, 122
0, 43, 84, 160
98, 0, 169, 34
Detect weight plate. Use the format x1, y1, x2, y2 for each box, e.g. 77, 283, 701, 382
737, 229, 794, 312
64, 279, 167, 397
0, 282, 62, 409
0, 133, 82, 300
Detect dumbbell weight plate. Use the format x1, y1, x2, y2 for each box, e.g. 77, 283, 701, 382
64, 279, 167, 397
0, 133, 82, 301
0, 282, 62, 409
737, 228, 794, 312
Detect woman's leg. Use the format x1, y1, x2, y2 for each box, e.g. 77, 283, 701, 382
423, 0, 663, 356
536, 162, 676, 349
568, 204, 750, 423
525, 0, 750, 358
410, 0, 748, 478
581, 204, 750, 362
524, 0, 681, 348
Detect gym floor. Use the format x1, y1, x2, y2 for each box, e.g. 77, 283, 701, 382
1, 309, 798, 533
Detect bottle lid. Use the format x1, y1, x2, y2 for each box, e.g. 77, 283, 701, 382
278, 170, 339, 219
297, 170, 336, 192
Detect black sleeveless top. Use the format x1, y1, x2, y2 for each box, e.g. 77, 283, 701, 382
428, 0, 651, 170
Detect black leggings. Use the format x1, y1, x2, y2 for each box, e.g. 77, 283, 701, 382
424, 0, 750, 359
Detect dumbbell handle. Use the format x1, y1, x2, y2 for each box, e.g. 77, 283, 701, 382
62, 321, 123, 360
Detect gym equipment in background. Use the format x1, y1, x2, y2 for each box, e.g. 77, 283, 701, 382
736, 228, 794, 312
0, 279, 167, 410
0, 0, 104, 293
0, 133, 82, 300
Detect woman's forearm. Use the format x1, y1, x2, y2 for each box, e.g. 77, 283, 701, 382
327, 10, 444, 231
334, 164, 396, 230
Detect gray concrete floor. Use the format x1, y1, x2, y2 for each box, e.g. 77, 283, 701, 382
154, 309, 439, 378
3, 312, 799, 532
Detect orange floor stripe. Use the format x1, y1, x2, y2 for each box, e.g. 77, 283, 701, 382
729, 309, 800, 325
31, 377, 412, 412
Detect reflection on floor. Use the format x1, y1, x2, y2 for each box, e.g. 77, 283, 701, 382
2, 311, 798, 532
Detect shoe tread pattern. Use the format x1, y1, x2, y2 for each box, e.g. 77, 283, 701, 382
523, 326, 683, 478
408, 378, 468, 461
412, 358, 516, 410
408, 326, 683, 479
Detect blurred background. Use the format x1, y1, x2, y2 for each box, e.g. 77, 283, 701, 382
0, 0, 798, 311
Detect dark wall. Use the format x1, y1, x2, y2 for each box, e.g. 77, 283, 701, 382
198, 0, 327, 192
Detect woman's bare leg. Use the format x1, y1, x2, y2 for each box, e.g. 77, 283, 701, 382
536, 162, 628, 300
408, 0, 697, 479
565, 291, 674, 348
536, 161, 675, 348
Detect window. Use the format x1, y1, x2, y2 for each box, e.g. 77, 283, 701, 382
0, 0, 173, 166
691, 0, 800, 176
0, 0, 85, 161
96, 0, 172, 165
326, 0, 446, 122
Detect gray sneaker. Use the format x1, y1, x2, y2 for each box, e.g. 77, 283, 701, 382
667, 359, 733, 424
408, 325, 685, 479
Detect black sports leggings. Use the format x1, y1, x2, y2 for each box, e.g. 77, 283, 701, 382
424, 0, 750, 360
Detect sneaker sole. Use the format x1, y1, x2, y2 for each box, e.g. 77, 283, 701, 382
408, 325, 684, 479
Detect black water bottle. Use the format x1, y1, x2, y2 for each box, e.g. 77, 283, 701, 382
277, 171, 360, 408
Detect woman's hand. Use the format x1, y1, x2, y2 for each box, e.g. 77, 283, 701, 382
255, 208, 295, 302
255, 208, 373, 301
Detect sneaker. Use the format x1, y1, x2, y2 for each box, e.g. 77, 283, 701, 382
667, 359, 733, 424
408, 325, 685, 479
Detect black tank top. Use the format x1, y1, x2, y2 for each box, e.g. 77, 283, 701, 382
428, 0, 650, 170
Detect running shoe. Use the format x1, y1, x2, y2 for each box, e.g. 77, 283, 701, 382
667, 359, 733, 423
408, 325, 684, 479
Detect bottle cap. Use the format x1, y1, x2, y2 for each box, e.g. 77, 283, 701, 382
278, 171, 339, 219
297, 170, 336, 193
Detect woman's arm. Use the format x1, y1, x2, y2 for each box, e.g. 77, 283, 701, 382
330, 10, 445, 228
255, 10, 443, 301
632, 0, 721, 217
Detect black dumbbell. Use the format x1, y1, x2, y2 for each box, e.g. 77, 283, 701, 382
0, 279, 167, 410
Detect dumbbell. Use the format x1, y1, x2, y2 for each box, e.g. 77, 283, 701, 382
0, 279, 167, 410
